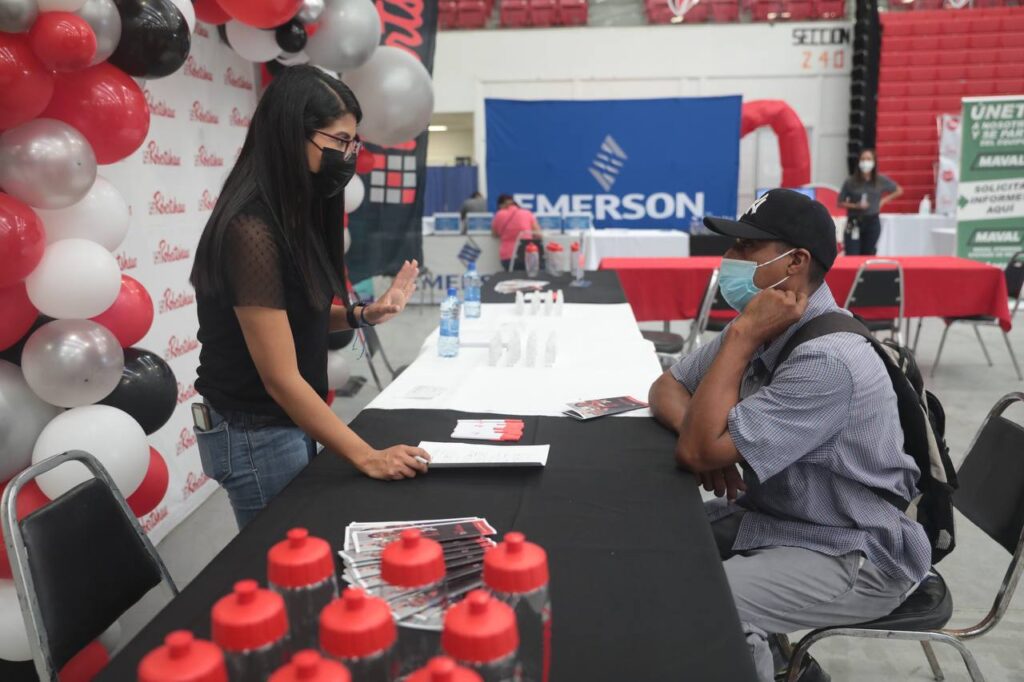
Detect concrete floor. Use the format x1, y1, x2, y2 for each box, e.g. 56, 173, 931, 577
124, 306, 1023, 681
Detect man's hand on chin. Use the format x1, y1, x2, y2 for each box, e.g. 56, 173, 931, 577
732, 288, 809, 347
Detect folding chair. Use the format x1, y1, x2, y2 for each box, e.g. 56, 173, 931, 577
2, 451, 178, 681
784, 391, 1024, 682
844, 259, 907, 346
931, 251, 1023, 381
358, 326, 408, 391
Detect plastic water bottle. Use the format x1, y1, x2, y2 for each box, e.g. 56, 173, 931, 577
524, 243, 540, 278
919, 195, 932, 215
212, 580, 290, 681
380, 529, 448, 678
483, 533, 550, 682
270, 650, 350, 682
267, 528, 338, 652
570, 243, 583, 281
407, 657, 482, 682
438, 288, 460, 358
441, 590, 518, 682
320, 588, 398, 682
463, 263, 481, 319
137, 630, 229, 682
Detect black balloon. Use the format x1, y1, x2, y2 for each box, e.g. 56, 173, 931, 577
109, 0, 191, 79
217, 22, 229, 47
0, 315, 54, 367
275, 21, 307, 53
264, 58, 284, 76
99, 347, 178, 435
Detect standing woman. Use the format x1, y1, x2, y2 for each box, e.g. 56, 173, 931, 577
190, 66, 429, 529
839, 149, 903, 255
492, 194, 543, 271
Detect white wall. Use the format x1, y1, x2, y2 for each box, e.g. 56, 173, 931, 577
432, 22, 853, 213
426, 129, 475, 165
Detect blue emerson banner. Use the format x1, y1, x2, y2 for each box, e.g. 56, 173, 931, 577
485, 96, 742, 229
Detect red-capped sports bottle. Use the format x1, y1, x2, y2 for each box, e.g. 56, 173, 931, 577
269, 650, 350, 682
524, 242, 540, 277
380, 529, 447, 677
212, 579, 290, 681
406, 657, 482, 682
137, 630, 228, 682
441, 591, 518, 682
320, 587, 398, 682
482, 532, 550, 682
268, 528, 339, 651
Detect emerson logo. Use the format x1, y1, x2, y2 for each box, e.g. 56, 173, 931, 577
588, 135, 627, 191
970, 229, 1021, 245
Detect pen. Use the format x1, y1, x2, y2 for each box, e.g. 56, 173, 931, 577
414, 455, 429, 465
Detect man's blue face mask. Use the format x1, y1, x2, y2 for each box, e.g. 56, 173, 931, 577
718, 249, 795, 312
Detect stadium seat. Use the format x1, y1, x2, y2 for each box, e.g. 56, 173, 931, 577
1001, 48, 1024, 63
887, 36, 912, 51
813, 0, 845, 18
906, 82, 936, 96
943, 34, 970, 49
879, 82, 909, 98
558, 0, 588, 25
440, 0, 458, 28
683, 2, 711, 21
784, 0, 813, 19
910, 20, 942, 35
969, 16, 1002, 32
710, 0, 740, 21
996, 79, 1022, 94
965, 80, 997, 96
1003, 15, 1024, 32
935, 64, 968, 80
938, 20, 970, 34
501, 0, 529, 26
751, 0, 783, 20
529, 0, 556, 25
884, 22, 913, 36
456, 0, 489, 27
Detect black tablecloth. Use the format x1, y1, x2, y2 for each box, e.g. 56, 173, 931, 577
97, 409, 756, 681
482, 271, 628, 304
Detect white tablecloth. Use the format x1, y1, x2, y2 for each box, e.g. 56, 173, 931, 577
582, 229, 690, 270
877, 214, 957, 257
367, 303, 661, 417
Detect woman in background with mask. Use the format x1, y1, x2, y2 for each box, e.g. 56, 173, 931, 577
838, 148, 903, 256
190, 66, 429, 528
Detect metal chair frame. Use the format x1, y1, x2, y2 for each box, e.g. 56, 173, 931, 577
1, 451, 179, 681
785, 392, 1024, 682
684, 268, 722, 354
843, 258, 907, 346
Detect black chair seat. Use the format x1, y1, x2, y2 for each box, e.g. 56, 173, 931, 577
842, 572, 953, 632
943, 315, 997, 324
706, 319, 729, 333
641, 330, 685, 355
863, 319, 897, 332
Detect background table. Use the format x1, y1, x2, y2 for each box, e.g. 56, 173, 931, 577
581, 228, 690, 270
602, 256, 1013, 331
831, 214, 958, 257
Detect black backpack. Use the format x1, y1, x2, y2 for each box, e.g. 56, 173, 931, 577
770, 312, 959, 565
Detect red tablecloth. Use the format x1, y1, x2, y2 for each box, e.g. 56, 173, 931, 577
600, 256, 1013, 332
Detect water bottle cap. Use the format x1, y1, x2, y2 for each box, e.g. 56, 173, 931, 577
211, 580, 288, 652
570, 242, 580, 252
467, 261, 476, 270
267, 528, 336, 588
441, 590, 518, 664
319, 588, 397, 658
268, 650, 351, 682
525, 243, 539, 253
447, 287, 458, 297
546, 242, 563, 252
406, 657, 483, 682
138, 631, 228, 682
483, 532, 549, 594
380, 529, 445, 587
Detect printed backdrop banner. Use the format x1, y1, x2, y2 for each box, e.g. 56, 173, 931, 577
956, 96, 1024, 264
347, 0, 439, 283
485, 96, 742, 229
98, 23, 258, 544
936, 113, 961, 217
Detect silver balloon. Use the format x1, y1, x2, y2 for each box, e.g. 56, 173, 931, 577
0, 360, 61, 482
0, 119, 97, 210
342, 46, 434, 147
0, 0, 38, 33
305, 0, 380, 72
76, 0, 122, 65
22, 319, 124, 408
295, 0, 325, 23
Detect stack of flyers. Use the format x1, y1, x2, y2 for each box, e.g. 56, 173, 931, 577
339, 518, 497, 627
451, 419, 524, 442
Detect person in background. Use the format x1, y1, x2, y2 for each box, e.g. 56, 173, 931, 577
190, 66, 429, 529
492, 193, 543, 271
459, 190, 487, 227
838, 149, 903, 256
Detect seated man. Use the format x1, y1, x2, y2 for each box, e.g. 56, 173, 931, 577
649, 189, 930, 682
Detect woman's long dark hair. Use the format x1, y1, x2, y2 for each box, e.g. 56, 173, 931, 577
190, 65, 362, 306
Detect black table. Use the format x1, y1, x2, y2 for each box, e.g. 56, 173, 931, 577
98, 409, 756, 681
482, 271, 628, 305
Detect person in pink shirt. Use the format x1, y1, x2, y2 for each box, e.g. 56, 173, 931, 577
491, 194, 543, 271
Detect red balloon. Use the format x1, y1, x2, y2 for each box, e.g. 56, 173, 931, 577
194, 0, 232, 24
90, 275, 154, 347
218, 0, 303, 28
126, 447, 169, 517
0, 283, 38, 351
355, 148, 376, 175
326, 389, 336, 406
29, 12, 97, 73
42, 62, 150, 165
0, 33, 55, 131
0, 193, 45, 288
59, 640, 109, 682
0, 479, 52, 579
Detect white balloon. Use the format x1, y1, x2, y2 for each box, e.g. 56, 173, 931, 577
39, 0, 87, 10
342, 46, 434, 147
0, 580, 31, 662
0, 361, 62, 483
326, 350, 350, 390
32, 405, 149, 499
225, 20, 281, 63
34, 176, 130, 252
344, 175, 364, 213
98, 619, 122, 653
25, 238, 121, 319
167, 0, 195, 33
277, 50, 310, 67
343, 227, 351, 254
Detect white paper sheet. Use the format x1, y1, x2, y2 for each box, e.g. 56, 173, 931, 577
418, 442, 549, 468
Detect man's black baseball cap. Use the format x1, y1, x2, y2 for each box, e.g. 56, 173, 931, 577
703, 189, 838, 270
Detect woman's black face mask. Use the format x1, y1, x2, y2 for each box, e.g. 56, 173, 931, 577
310, 143, 357, 198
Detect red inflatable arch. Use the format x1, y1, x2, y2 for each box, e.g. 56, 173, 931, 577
741, 100, 811, 189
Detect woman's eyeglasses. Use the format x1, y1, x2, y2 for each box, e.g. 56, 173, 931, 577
311, 130, 362, 160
